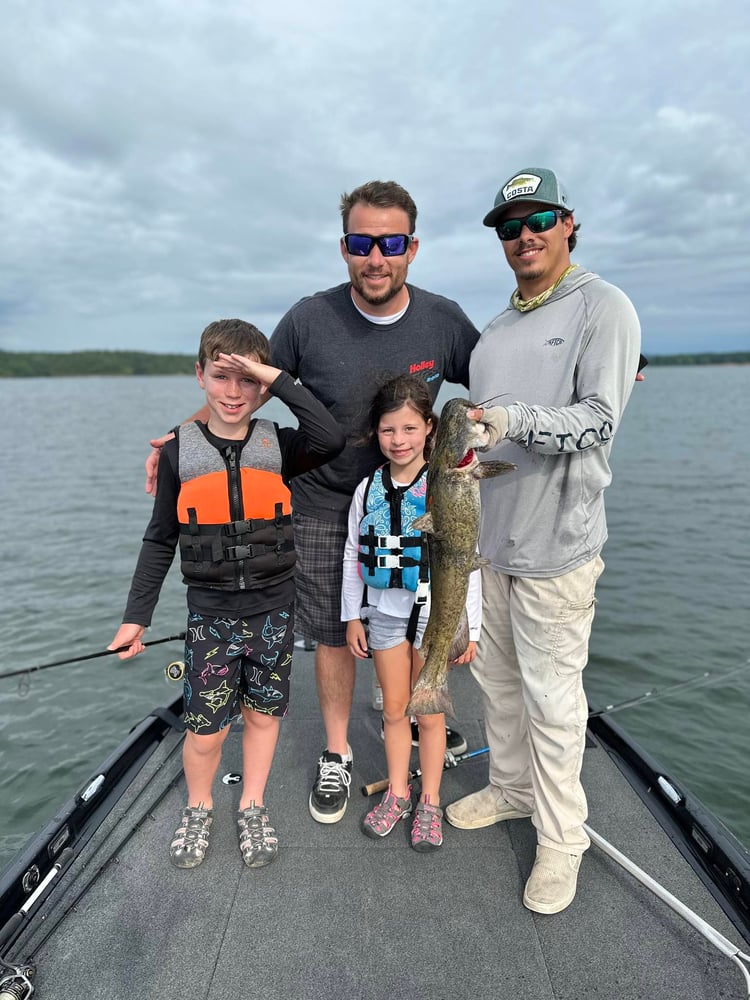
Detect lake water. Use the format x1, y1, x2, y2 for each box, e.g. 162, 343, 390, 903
0, 367, 748, 870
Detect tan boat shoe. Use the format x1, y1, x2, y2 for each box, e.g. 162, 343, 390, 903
445, 784, 531, 829
523, 846, 582, 914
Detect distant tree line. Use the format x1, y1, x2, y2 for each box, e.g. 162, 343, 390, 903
0, 350, 196, 377
645, 352, 750, 366
0, 348, 748, 377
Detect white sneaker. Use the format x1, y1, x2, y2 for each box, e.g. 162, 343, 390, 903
523, 846, 582, 914
445, 785, 531, 829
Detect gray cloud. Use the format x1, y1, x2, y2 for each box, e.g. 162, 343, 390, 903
1, 0, 748, 356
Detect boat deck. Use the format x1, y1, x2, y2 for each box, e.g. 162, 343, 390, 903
6, 645, 747, 999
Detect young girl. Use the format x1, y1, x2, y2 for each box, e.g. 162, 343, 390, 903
341, 375, 480, 852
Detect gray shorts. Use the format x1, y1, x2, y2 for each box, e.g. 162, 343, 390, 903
292, 512, 349, 647
365, 606, 426, 651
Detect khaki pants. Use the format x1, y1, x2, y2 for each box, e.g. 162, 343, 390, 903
471, 555, 604, 854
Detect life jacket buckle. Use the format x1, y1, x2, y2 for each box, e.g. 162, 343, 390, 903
376, 534, 403, 548
376, 554, 402, 569
225, 544, 256, 560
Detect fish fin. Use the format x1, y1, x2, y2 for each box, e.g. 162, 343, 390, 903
406, 683, 455, 718
474, 460, 516, 480
471, 554, 489, 572
412, 511, 434, 533
447, 610, 470, 662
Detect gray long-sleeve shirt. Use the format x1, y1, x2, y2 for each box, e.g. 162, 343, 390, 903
470, 267, 641, 577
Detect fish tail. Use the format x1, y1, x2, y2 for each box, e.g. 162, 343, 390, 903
406, 685, 454, 718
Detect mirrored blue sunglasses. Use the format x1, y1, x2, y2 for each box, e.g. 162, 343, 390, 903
343, 233, 414, 257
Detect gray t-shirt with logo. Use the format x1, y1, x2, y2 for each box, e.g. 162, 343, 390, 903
271, 282, 479, 523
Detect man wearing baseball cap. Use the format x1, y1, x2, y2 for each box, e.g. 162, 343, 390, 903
446, 168, 642, 914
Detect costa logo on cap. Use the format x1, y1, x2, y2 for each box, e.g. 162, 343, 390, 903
502, 173, 543, 201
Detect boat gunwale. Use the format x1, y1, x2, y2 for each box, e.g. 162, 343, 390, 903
0, 695, 184, 952
588, 709, 750, 946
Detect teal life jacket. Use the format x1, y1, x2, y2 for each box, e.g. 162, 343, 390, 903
357, 464, 430, 616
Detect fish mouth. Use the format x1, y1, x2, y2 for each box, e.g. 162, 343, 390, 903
456, 449, 475, 469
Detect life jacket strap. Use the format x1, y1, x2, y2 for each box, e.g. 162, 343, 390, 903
187, 508, 202, 561
375, 554, 422, 569
272, 502, 287, 561
181, 537, 295, 562
360, 523, 377, 572
405, 602, 421, 644
414, 578, 429, 607
223, 539, 295, 561
224, 512, 292, 536
358, 532, 422, 550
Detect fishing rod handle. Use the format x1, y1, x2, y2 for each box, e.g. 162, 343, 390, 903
361, 778, 390, 797
361, 768, 421, 798
360, 746, 490, 796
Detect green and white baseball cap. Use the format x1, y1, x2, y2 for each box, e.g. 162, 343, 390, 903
483, 167, 573, 227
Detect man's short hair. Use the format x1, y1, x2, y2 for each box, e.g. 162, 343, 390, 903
340, 180, 418, 234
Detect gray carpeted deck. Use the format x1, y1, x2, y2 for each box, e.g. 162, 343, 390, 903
11, 646, 745, 999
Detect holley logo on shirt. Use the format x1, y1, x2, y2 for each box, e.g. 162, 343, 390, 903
410, 359, 438, 379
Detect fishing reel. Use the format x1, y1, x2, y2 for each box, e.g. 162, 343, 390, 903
0, 965, 35, 1000
165, 660, 185, 683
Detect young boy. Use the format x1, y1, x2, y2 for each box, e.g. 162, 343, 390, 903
109, 319, 345, 870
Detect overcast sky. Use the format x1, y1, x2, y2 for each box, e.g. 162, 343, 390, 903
1, 0, 748, 358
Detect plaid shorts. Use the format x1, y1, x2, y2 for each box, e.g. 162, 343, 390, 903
292, 511, 348, 648
182, 604, 294, 734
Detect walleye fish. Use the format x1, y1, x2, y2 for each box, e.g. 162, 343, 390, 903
406, 398, 515, 717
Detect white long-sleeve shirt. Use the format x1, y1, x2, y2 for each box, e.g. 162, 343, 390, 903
341, 474, 482, 641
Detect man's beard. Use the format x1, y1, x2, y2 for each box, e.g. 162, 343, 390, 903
350, 271, 405, 307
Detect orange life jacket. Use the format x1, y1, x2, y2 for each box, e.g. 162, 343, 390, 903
176, 420, 295, 592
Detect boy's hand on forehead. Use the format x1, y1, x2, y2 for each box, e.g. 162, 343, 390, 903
214, 353, 283, 395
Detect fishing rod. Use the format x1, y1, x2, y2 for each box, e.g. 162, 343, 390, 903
588, 661, 750, 718
361, 662, 750, 794
361, 746, 489, 797
0, 633, 186, 683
